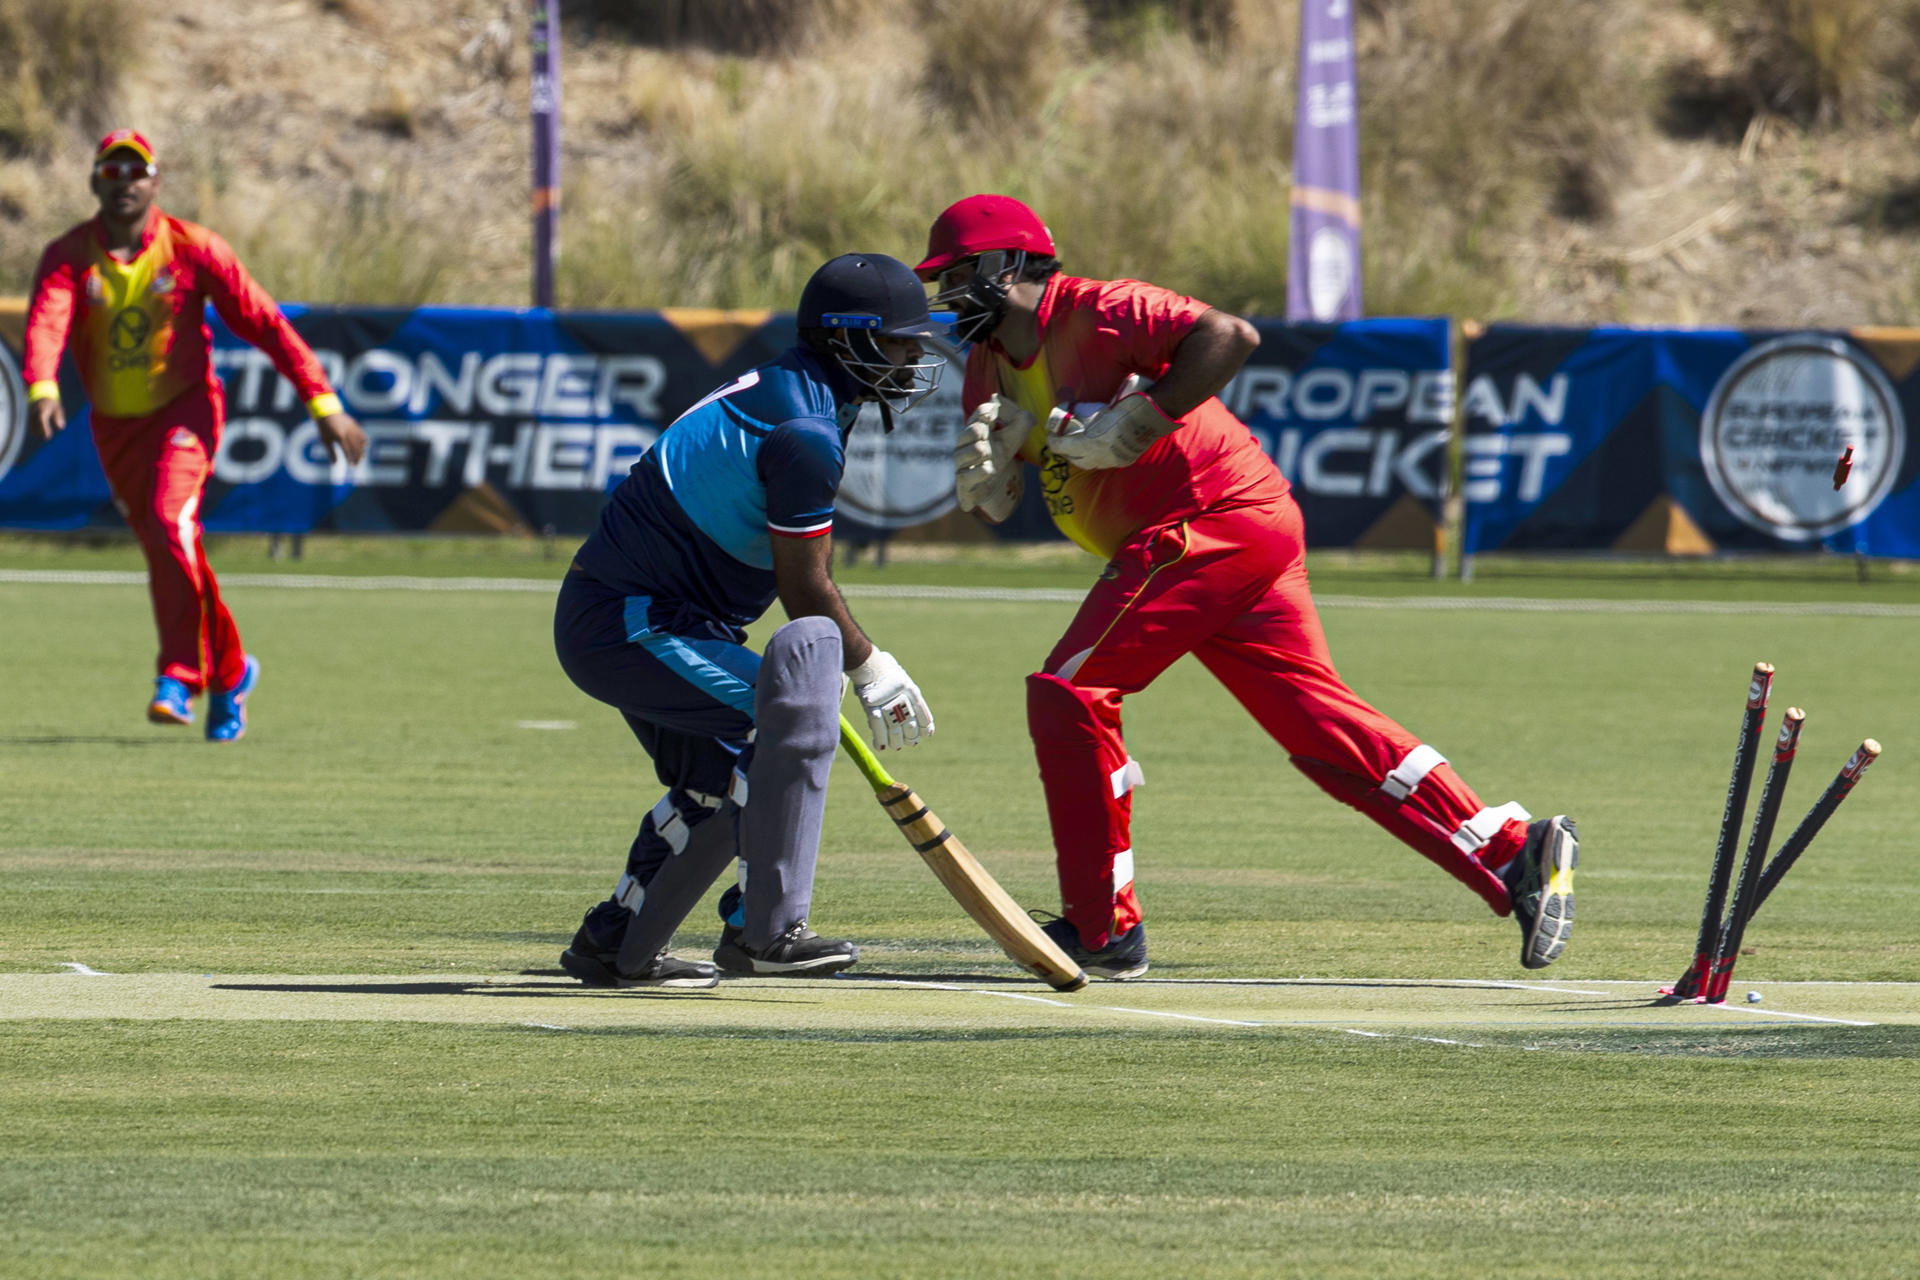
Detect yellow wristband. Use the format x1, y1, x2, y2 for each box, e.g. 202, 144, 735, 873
27, 381, 60, 402
306, 392, 343, 419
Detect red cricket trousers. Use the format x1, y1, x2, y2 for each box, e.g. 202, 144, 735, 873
91, 389, 248, 694
1029, 495, 1530, 950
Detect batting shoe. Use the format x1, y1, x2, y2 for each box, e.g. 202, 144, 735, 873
1034, 913, 1149, 980
558, 899, 629, 985
205, 656, 260, 743
1505, 815, 1579, 969
713, 922, 858, 976
611, 952, 719, 990
147, 676, 195, 726
711, 922, 749, 974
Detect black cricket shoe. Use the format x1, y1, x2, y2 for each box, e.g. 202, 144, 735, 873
559, 904, 718, 989
610, 952, 719, 989
713, 922, 859, 975
1505, 815, 1579, 970
558, 899, 627, 986
711, 922, 748, 975
1033, 912, 1149, 980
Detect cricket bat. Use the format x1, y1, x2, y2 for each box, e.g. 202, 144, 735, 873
837, 716, 1088, 992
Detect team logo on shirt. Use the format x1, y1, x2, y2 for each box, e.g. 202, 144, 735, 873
84, 269, 104, 304
0, 338, 26, 485
108, 307, 154, 371
150, 268, 175, 296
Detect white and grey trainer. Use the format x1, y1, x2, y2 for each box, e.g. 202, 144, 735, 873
713, 922, 859, 976
1507, 815, 1579, 969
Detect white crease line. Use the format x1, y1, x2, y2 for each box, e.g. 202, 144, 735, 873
904, 981, 1504, 1041
1129, 976, 1617, 996
515, 720, 576, 730
1701, 1003, 1877, 1027
1339, 1028, 1513, 1049
522, 1022, 572, 1031
896, 975, 1882, 1040
59, 962, 107, 975
896, 981, 1074, 1008
1104, 1005, 1264, 1028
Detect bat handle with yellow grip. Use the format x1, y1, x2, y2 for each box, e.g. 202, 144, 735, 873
838, 715, 898, 794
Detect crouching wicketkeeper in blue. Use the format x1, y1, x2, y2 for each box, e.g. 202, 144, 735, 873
553, 253, 950, 988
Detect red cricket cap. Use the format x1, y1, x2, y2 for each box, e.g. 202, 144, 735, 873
94, 129, 156, 164
915, 194, 1056, 280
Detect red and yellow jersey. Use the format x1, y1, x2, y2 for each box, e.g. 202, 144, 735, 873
23, 206, 335, 422
960, 273, 1288, 559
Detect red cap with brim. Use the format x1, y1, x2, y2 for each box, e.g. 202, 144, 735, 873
915, 193, 1056, 280
94, 129, 156, 164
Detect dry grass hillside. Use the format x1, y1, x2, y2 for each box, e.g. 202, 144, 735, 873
3, 0, 1919, 326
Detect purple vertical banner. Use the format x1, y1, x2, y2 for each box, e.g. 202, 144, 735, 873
530, 0, 561, 308
1287, 0, 1362, 322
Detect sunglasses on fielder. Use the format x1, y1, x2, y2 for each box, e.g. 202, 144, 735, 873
95, 160, 156, 182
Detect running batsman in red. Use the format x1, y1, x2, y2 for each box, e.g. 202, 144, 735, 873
918, 193, 1578, 978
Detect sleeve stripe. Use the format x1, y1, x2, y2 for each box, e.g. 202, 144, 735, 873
769, 519, 834, 538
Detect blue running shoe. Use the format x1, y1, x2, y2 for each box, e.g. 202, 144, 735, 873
205, 655, 260, 742
1033, 912, 1149, 980
148, 677, 194, 726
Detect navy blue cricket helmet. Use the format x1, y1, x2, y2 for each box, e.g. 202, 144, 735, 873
798, 253, 953, 419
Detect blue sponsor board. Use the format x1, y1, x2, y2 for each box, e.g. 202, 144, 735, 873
1462, 325, 1920, 558
2, 307, 1455, 546
992, 315, 1453, 547
0, 305, 788, 534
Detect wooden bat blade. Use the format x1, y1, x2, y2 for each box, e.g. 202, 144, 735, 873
875, 783, 1088, 992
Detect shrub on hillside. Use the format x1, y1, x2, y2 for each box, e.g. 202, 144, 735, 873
919, 0, 1087, 130
576, 0, 1651, 319
1685, 0, 1920, 126
0, 0, 142, 154
1358, 0, 1637, 314
568, 0, 892, 55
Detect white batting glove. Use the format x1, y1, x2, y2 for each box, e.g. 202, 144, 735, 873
849, 650, 935, 750
954, 395, 1031, 522
1045, 392, 1177, 470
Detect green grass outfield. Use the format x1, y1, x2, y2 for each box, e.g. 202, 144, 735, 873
3, 535, 1919, 1278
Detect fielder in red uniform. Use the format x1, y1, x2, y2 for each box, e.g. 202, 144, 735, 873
917, 194, 1579, 978
24, 130, 366, 741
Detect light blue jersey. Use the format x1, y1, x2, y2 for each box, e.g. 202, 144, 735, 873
573, 345, 858, 636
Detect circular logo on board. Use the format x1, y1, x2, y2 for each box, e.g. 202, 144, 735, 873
1307, 226, 1355, 322
1700, 334, 1906, 541
834, 372, 964, 530
0, 337, 26, 484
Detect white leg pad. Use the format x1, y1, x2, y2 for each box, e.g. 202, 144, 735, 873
1450, 802, 1532, 854
650, 795, 690, 855
1381, 744, 1447, 803
613, 873, 645, 914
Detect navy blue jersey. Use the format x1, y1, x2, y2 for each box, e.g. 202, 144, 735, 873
573, 345, 859, 637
